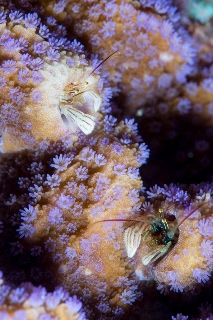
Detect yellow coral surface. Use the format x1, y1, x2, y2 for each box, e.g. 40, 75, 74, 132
38, 0, 191, 111
0, 22, 103, 152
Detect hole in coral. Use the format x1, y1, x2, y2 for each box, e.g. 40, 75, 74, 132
137, 113, 213, 187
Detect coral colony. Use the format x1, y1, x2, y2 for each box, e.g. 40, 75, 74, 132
0, 0, 212, 319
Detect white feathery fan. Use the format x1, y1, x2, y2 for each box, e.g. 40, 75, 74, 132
82, 90, 102, 112
123, 222, 147, 258
60, 105, 96, 135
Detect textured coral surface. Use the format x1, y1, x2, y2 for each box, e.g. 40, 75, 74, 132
0, 116, 148, 317
0, 7, 107, 151
38, 0, 196, 110
0, 274, 86, 320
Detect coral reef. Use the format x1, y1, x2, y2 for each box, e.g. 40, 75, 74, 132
122, 185, 213, 290
0, 113, 148, 317
0, 272, 86, 320
0, 3, 112, 151
0, 0, 212, 319
33, 0, 196, 111
149, 190, 212, 292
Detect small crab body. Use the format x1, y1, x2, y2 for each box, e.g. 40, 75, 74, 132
59, 51, 118, 135
60, 77, 101, 135
124, 200, 209, 265
97, 197, 210, 266
124, 209, 179, 265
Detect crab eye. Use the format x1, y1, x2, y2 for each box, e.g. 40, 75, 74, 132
165, 213, 176, 221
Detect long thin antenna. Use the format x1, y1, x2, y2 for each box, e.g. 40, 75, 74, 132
177, 201, 206, 228
88, 50, 119, 77
94, 218, 144, 224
